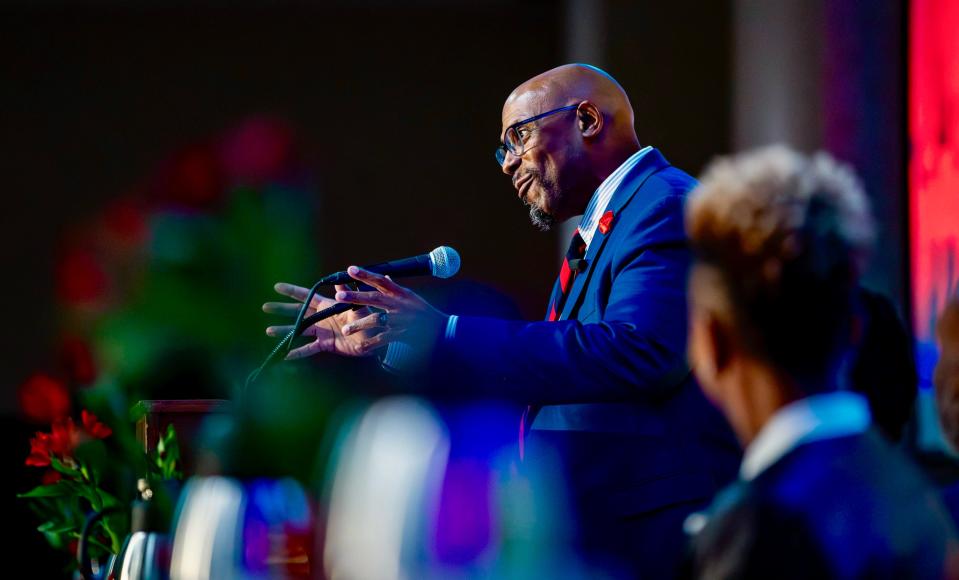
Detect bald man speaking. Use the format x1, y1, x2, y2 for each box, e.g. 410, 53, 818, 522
265, 64, 739, 576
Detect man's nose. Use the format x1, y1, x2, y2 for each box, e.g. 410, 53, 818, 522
501, 150, 521, 176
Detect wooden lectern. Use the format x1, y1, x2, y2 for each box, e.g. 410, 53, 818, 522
134, 399, 231, 475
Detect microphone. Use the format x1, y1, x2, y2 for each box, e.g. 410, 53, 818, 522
316, 246, 461, 286
246, 246, 460, 389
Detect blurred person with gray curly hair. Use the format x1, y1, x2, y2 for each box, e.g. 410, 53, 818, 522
684, 145, 959, 579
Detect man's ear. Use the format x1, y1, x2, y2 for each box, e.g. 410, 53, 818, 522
708, 314, 735, 377
577, 101, 603, 138
690, 306, 728, 396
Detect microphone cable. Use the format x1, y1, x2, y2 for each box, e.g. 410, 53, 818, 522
243, 244, 459, 389
245, 280, 362, 389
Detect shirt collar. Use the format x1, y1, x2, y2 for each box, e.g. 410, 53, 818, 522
740, 391, 871, 481
578, 146, 653, 249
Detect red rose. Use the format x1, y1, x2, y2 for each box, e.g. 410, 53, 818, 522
41, 470, 62, 485
25, 411, 112, 469
18, 373, 71, 424
49, 418, 81, 459
25, 432, 53, 467
81, 410, 112, 439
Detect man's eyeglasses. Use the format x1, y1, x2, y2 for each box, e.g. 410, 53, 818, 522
495, 104, 578, 166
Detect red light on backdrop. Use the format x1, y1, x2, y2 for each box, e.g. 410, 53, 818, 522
910, 0, 959, 357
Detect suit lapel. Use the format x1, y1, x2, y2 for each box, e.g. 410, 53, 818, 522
558, 149, 669, 320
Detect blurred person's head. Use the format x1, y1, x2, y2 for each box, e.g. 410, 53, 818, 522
498, 64, 641, 230
935, 298, 959, 451
685, 146, 874, 444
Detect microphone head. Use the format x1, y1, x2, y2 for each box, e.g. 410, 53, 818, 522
429, 246, 461, 279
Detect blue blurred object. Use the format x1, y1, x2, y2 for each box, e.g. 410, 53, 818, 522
319, 398, 604, 579
169, 476, 313, 579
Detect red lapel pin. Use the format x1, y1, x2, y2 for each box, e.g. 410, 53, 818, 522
598, 210, 615, 235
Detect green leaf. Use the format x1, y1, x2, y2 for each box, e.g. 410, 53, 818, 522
99, 514, 124, 554
42, 530, 69, 550
76, 484, 103, 512
150, 424, 183, 481
74, 439, 109, 484
96, 488, 122, 510
73, 531, 114, 558
49, 456, 82, 479
18, 481, 81, 499
37, 521, 76, 535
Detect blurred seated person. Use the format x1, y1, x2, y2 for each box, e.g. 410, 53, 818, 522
684, 146, 958, 578
936, 297, 959, 523
848, 285, 918, 442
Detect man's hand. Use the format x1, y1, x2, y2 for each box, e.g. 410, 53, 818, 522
263, 267, 449, 360
264, 282, 380, 359
332, 266, 450, 351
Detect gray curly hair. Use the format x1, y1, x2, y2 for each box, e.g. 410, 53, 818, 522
687, 145, 875, 386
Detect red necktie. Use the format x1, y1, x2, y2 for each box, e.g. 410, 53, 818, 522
520, 229, 588, 459
548, 230, 588, 321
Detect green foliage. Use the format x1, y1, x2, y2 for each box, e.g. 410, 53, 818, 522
19, 125, 336, 572
151, 424, 182, 481
92, 187, 321, 402
19, 425, 184, 561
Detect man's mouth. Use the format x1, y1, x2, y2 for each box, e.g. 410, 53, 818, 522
514, 175, 534, 201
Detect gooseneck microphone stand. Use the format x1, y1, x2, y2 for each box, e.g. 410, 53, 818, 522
245, 281, 367, 389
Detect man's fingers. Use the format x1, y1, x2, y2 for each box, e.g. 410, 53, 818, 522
273, 282, 313, 302
262, 302, 304, 317
334, 289, 391, 309
273, 282, 337, 308
342, 312, 388, 336
346, 267, 406, 295
285, 340, 328, 360
346, 306, 373, 322
357, 331, 401, 354
266, 325, 295, 337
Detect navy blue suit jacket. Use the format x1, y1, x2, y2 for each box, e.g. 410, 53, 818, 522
690, 430, 959, 579
433, 149, 739, 521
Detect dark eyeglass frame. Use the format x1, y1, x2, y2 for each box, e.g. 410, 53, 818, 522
495, 104, 579, 166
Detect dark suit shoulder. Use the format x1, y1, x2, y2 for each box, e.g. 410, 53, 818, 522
757, 431, 936, 508
622, 163, 695, 219
611, 177, 691, 261
748, 432, 957, 578
648, 162, 698, 194
693, 481, 831, 579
